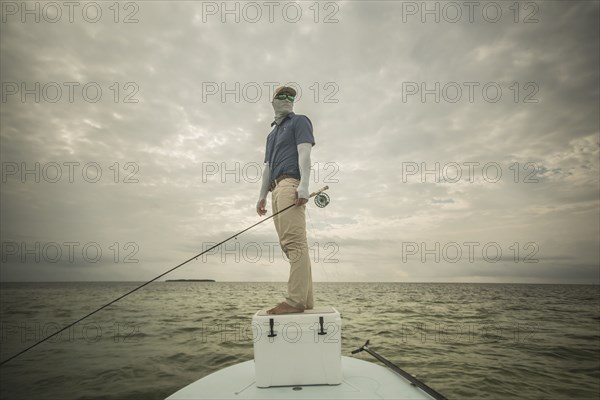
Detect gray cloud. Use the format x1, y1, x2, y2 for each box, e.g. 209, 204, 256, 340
1, 1, 598, 283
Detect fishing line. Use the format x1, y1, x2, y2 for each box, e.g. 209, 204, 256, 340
0, 185, 330, 366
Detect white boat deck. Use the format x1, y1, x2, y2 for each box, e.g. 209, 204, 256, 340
166, 356, 436, 399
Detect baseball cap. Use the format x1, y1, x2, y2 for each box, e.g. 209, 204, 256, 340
273, 86, 297, 99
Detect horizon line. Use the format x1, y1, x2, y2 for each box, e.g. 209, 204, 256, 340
0, 280, 598, 285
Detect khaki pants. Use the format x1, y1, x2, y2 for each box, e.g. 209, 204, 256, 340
272, 178, 314, 309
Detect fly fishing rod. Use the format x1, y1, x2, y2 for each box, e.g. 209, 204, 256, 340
0, 185, 330, 366
352, 340, 448, 400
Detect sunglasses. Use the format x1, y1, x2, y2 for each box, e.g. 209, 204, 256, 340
274, 94, 295, 101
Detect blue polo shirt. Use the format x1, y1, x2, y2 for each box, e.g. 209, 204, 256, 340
264, 112, 315, 182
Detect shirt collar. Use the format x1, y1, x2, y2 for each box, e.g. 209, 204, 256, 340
271, 111, 295, 127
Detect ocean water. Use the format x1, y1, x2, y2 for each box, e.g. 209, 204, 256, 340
0, 282, 598, 400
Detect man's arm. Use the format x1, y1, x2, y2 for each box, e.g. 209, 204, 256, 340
256, 163, 271, 216
297, 143, 312, 201
292, 115, 314, 205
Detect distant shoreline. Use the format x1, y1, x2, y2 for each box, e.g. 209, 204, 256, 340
165, 279, 216, 282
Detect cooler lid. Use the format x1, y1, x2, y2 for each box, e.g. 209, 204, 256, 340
255, 306, 337, 316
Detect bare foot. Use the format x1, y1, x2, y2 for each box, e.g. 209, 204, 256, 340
267, 302, 304, 314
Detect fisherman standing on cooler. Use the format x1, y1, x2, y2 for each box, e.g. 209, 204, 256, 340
256, 86, 316, 315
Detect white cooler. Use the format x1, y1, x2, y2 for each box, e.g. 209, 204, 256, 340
252, 306, 342, 387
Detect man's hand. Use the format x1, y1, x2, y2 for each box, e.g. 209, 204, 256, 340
295, 191, 308, 206
257, 199, 267, 216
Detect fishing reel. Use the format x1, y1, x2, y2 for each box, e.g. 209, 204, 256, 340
314, 192, 330, 208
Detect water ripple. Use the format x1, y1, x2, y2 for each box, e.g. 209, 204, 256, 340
0, 282, 598, 400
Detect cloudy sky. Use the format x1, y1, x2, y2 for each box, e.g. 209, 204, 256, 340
1, 1, 598, 283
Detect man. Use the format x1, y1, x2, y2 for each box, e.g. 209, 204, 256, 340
256, 86, 315, 315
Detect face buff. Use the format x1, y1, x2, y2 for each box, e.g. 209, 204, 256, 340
272, 98, 294, 125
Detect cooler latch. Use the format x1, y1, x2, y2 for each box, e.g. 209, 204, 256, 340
318, 316, 327, 335
268, 318, 277, 338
